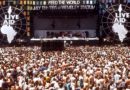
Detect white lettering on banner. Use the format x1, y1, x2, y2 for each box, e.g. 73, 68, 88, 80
114, 13, 130, 24
32, 0, 96, 10
112, 4, 129, 42
49, 6, 57, 9
59, 1, 65, 4
115, 13, 130, 18
0, 6, 20, 43
48, 0, 80, 5
114, 5, 130, 24
48, 1, 59, 5
32, 5, 95, 10
5, 15, 19, 20
33, 6, 41, 10
66, 1, 80, 4
3, 15, 19, 25
114, 18, 126, 24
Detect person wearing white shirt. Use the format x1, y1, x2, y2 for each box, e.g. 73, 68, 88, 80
0, 78, 4, 89
114, 72, 121, 84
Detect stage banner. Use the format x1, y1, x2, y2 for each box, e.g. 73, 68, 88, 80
101, 3, 130, 42
32, 0, 96, 10
0, 6, 26, 43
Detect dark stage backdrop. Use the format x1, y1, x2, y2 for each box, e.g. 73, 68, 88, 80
33, 15, 97, 38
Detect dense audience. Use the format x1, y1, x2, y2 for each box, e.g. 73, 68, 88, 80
0, 45, 130, 90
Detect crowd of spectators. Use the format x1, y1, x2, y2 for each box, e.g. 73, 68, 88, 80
0, 45, 130, 90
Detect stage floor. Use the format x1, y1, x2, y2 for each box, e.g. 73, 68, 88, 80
31, 37, 99, 41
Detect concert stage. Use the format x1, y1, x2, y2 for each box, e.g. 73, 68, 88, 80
30, 37, 99, 51
30, 37, 99, 41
